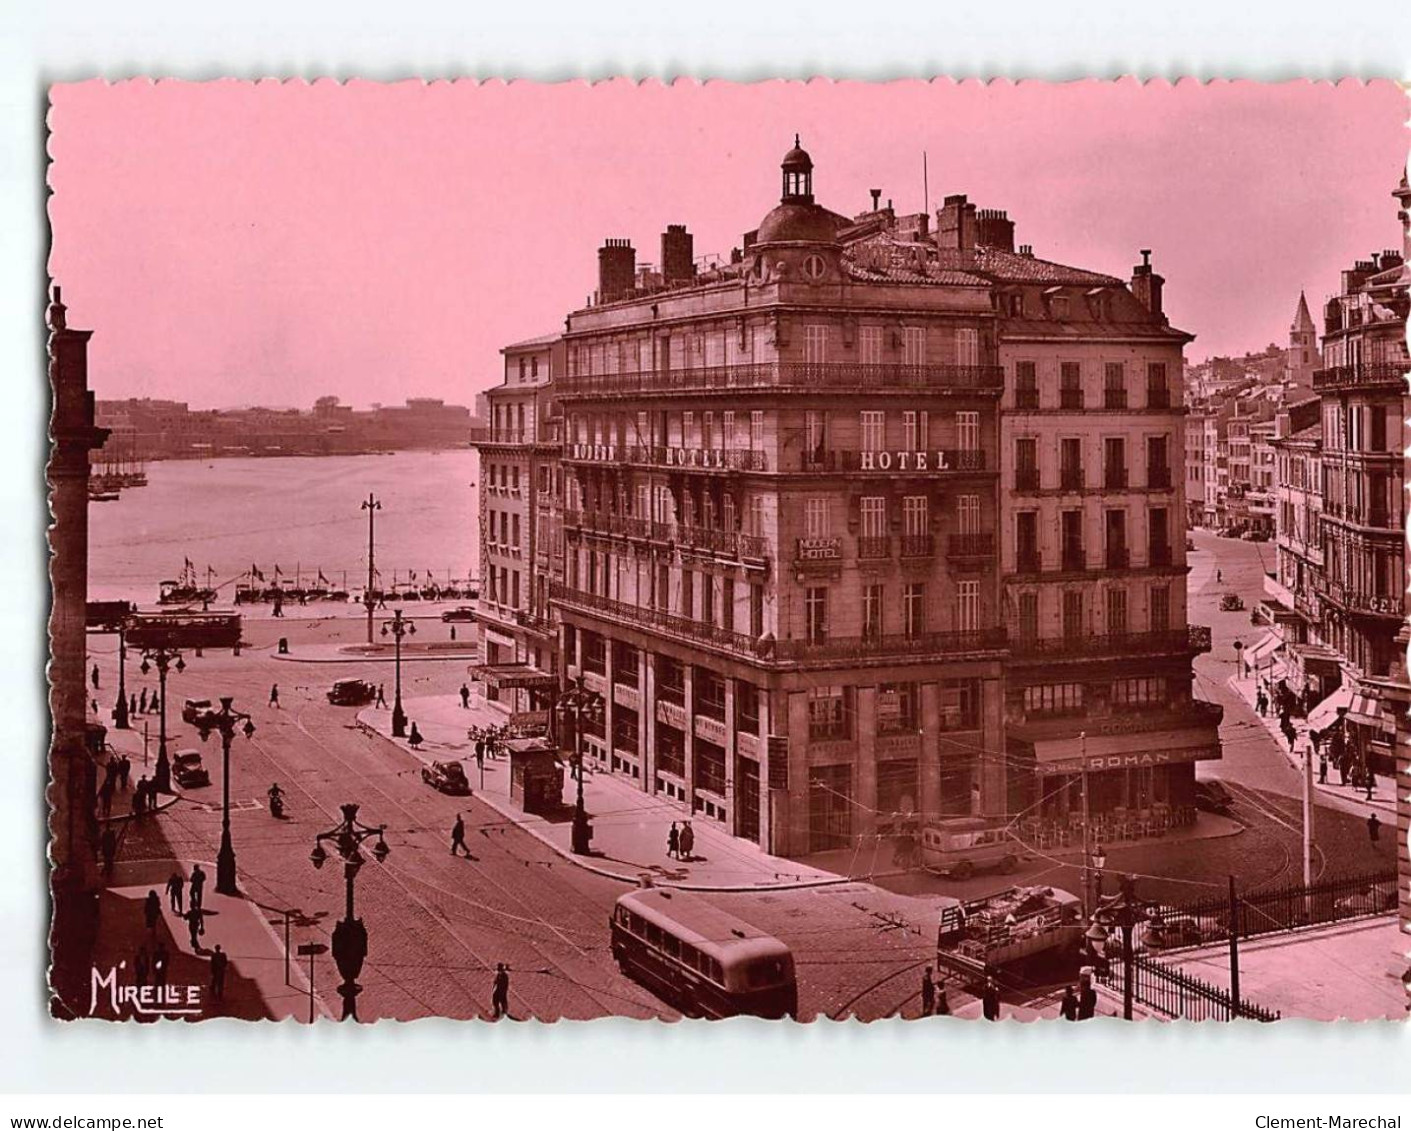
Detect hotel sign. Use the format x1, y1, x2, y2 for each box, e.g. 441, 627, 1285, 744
567, 442, 620, 462
796, 537, 841, 561
859, 449, 961, 472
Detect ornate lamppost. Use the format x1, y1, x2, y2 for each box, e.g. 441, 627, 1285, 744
381, 609, 416, 738
310, 802, 390, 1021
1086, 872, 1149, 1021
112, 619, 129, 730
196, 696, 256, 896
554, 674, 603, 855
138, 645, 185, 794
361, 493, 380, 646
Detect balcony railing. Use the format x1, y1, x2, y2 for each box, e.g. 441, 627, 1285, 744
1105, 546, 1130, 570
1060, 389, 1084, 409
564, 510, 770, 561
801, 448, 987, 473
1104, 467, 1128, 489
551, 582, 760, 656
1015, 388, 1040, 410
1149, 467, 1172, 490
1060, 467, 1084, 491
901, 533, 939, 558
1015, 467, 1040, 491
857, 535, 892, 561
1015, 551, 1042, 575
557, 361, 1005, 398
772, 626, 1007, 663
1312, 361, 1409, 392
563, 442, 769, 472
1149, 544, 1173, 568
1147, 386, 1172, 409
946, 532, 994, 560
1012, 626, 1210, 660
1104, 389, 1128, 409
1061, 550, 1086, 573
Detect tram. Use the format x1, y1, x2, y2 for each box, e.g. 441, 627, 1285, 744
610, 886, 797, 1019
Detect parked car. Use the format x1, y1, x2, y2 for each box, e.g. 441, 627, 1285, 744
1333, 884, 1397, 918
181, 697, 217, 725
1140, 905, 1224, 950
327, 678, 377, 706
1219, 593, 1245, 611
421, 760, 471, 795
1242, 529, 1269, 542
1194, 779, 1234, 815
171, 749, 210, 789
441, 606, 477, 623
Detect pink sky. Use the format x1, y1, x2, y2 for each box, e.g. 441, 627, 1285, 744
48, 79, 1408, 409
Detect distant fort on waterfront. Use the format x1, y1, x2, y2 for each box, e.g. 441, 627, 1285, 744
94, 394, 482, 460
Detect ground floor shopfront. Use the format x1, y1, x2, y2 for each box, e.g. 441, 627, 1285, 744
556, 613, 1007, 857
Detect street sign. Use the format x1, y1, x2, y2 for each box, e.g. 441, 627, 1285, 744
296, 942, 328, 957
767, 735, 789, 790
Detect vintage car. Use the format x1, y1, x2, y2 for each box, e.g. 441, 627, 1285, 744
441, 605, 477, 623
181, 697, 217, 725
171, 749, 211, 789
1194, 779, 1234, 815
1140, 905, 1224, 950
1333, 884, 1397, 918
326, 678, 377, 707
1242, 529, 1270, 542
421, 760, 471, 795
1219, 593, 1245, 611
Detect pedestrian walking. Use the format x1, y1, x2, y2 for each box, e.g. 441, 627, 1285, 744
91, 697, 99, 716
166, 871, 185, 914
1060, 985, 1079, 1021
491, 962, 510, 1019
475, 736, 486, 764
144, 889, 162, 933
134, 945, 150, 989
408, 722, 423, 749
1365, 770, 1375, 801
451, 813, 471, 857
1255, 690, 1267, 716
1078, 971, 1097, 1020
139, 688, 148, 714
1368, 812, 1381, 844
1338, 757, 1349, 787
152, 941, 169, 988
209, 944, 229, 1003
100, 826, 117, 875
934, 985, 951, 1016
269, 683, 280, 708
667, 822, 680, 860
981, 977, 1001, 1021
1319, 755, 1328, 785
1216, 569, 1222, 584
91, 664, 100, 690
460, 683, 470, 709
129, 693, 137, 719
186, 906, 205, 951
920, 966, 935, 1016
98, 775, 115, 819
189, 864, 206, 912
450, 626, 457, 642
119, 755, 131, 791
679, 821, 695, 861
375, 684, 386, 708
130, 780, 145, 818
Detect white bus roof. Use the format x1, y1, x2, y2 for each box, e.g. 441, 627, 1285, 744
615, 888, 790, 963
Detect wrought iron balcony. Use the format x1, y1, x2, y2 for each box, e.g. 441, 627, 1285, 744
1015, 550, 1042, 575
902, 533, 939, 559
556, 361, 1005, 399
1149, 544, 1173, 568
1104, 466, 1128, 489
1060, 467, 1084, 491
772, 626, 1008, 663
946, 532, 993, 560
1147, 386, 1172, 409
1104, 389, 1128, 409
1105, 546, 1130, 570
857, 535, 892, 561
1149, 467, 1173, 490
1061, 549, 1087, 573
563, 442, 768, 472
1311, 361, 1409, 392
1060, 389, 1084, 410
1015, 388, 1040, 410
1015, 467, 1040, 491
1012, 626, 1209, 661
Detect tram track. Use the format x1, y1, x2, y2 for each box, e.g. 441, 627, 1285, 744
1224, 781, 1326, 888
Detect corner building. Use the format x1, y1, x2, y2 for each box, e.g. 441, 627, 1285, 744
553, 144, 1007, 855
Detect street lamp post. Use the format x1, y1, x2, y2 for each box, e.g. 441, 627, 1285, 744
138, 646, 185, 794
197, 696, 256, 896
381, 609, 416, 738
1232, 638, 1244, 681
1088, 873, 1149, 1021
112, 620, 129, 730
361, 493, 381, 646
554, 674, 603, 855
310, 802, 390, 1021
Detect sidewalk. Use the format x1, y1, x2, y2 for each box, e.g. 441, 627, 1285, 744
358, 693, 845, 892
89, 858, 329, 1022
1227, 672, 1396, 818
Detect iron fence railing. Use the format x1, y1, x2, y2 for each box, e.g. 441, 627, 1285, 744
1166, 868, 1397, 945
1096, 951, 1280, 1022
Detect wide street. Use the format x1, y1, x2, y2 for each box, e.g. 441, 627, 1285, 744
86, 528, 1391, 1022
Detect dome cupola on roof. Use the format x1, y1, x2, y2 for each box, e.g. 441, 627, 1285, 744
780, 134, 814, 203
753, 135, 842, 246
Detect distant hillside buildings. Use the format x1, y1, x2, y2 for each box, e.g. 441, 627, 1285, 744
94, 395, 477, 460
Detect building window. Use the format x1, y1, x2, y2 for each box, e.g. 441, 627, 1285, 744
805, 497, 830, 539
1104, 362, 1126, 409
1016, 512, 1039, 571
702, 573, 716, 625
1018, 592, 1039, 642
938, 678, 981, 731
1112, 677, 1166, 707
903, 327, 926, 367
860, 496, 887, 538
748, 496, 765, 537
750, 410, 764, 450
1104, 437, 1127, 489
860, 411, 886, 452
1148, 507, 1170, 565
859, 325, 883, 366
808, 686, 852, 741
1150, 584, 1170, 632
1060, 362, 1083, 409
1061, 510, 1084, 570
511, 570, 521, 609
877, 682, 920, 734
1015, 361, 1039, 409
955, 327, 979, 367
681, 568, 694, 619
1062, 591, 1084, 639
1106, 587, 1128, 635
722, 410, 735, 450
511, 513, 521, 548
1024, 683, 1084, 717
722, 577, 735, 632
863, 583, 884, 640
1146, 363, 1170, 408
750, 582, 764, 638
956, 580, 979, 632
702, 411, 715, 450
955, 411, 980, 451
903, 583, 925, 637
1015, 437, 1039, 490
805, 587, 828, 643
905, 495, 930, 536
1105, 509, 1127, 569
1060, 438, 1083, 490
805, 410, 828, 462
681, 410, 695, 446
1147, 435, 1170, 488
902, 410, 929, 451
955, 494, 979, 536
804, 324, 828, 366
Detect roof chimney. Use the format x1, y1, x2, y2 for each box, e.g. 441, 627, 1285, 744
936, 194, 976, 252
870, 189, 881, 211
597, 239, 636, 304
1131, 248, 1165, 321
660, 225, 695, 286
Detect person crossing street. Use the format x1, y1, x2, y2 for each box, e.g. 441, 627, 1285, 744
451, 812, 472, 858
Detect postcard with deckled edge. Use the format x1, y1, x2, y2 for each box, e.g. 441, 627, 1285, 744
45, 78, 1409, 1023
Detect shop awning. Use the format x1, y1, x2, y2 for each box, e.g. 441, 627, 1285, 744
1246, 631, 1282, 664
470, 664, 559, 692
1306, 685, 1355, 731
1020, 725, 1221, 777
1346, 693, 1395, 734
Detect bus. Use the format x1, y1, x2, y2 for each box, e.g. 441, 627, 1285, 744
610, 886, 798, 1019
919, 817, 1023, 879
